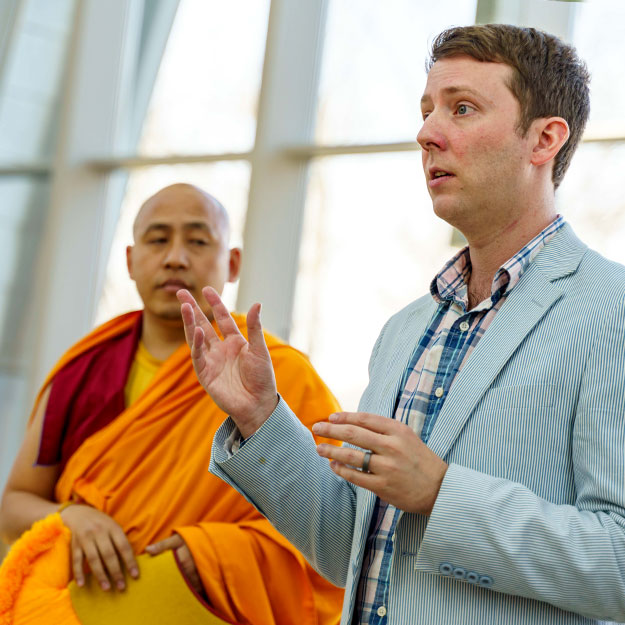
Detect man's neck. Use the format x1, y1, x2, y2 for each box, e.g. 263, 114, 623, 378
140, 311, 187, 361
463, 207, 557, 310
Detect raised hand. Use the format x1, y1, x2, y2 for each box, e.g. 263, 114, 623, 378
177, 287, 278, 438
313, 412, 448, 514
60, 503, 139, 591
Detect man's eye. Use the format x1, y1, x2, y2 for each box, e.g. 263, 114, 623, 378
457, 104, 473, 115
148, 238, 167, 244
190, 239, 208, 246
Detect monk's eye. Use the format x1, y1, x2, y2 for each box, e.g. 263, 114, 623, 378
147, 238, 167, 244
189, 239, 209, 246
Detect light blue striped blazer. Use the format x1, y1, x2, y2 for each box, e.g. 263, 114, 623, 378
211, 224, 625, 624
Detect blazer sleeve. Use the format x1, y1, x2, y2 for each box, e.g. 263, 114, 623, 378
210, 399, 357, 587
415, 294, 625, 622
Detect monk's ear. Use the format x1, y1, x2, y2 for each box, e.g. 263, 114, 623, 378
530, 116, 569, 168
228, 248, 242, 282
126, 245, 135, 279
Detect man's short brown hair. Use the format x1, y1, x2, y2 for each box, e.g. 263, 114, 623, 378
428, 24, 590, 189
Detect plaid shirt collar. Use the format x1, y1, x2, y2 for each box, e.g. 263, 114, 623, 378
431, 215, 565, 312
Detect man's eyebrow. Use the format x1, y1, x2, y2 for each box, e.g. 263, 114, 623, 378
420, 86, 489, 106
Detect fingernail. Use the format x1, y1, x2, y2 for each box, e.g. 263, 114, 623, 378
77, 578, 84, 587
312, 423, 320, 432
145, 545, 154, 552
131, 567, 139, 578
329, 413, 339, 422
117, 580, 125, 591
101, 581, 111, 591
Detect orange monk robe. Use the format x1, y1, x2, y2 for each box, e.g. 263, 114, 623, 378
0, 312, 344, 625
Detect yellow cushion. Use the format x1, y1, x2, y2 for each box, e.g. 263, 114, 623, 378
68, 550, 233, 625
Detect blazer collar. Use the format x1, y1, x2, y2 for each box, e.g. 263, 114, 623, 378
426, 222, 587, 459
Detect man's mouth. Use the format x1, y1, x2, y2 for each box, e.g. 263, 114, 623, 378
429, 167, 453, 180
428, 167, 455, 187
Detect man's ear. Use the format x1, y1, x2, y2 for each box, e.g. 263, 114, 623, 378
228, 248, 242, 282
530, 116, 570, 168
126, 245, 135, 280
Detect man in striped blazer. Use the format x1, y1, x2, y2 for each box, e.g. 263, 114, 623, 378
178, 24, 625, 625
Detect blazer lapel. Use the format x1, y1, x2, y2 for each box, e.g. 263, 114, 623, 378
426, 223, 587, 459
364, 297, 438, 419
354, 297, 438, 551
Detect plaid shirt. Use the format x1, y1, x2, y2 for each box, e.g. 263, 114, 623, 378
354, 215, 565, 624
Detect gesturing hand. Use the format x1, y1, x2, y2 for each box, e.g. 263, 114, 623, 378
177, 287, 278, 439
146, 534, 204, 597
60, 503, 139, 591
312, 412, 449, 514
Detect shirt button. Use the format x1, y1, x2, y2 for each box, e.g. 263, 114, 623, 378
459, 321, 470, 331
435, 386, 444, 398
377, 606, 387, 617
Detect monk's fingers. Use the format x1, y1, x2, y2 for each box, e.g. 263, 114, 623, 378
110, 528, 139, 580
71, 535, 86, 587
93, 534, 128, 591
145, 534, 184, 555
246, 303, 270, 359
202, 286, 245, 341
80, 539, 112, 591
175, 544, 204, 596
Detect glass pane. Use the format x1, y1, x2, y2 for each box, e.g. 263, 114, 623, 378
138, 0, 270, 156
96, 162, 250, 325
316, 0, 477, 145
557, 142, 625, 263
0, 176, 49, 366
0, 0, 76, 161
0, 176, 50, 494
291, 153, 457, 411
571, 0, 625, 137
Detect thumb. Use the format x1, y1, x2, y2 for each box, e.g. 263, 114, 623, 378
145, 534, 182, 556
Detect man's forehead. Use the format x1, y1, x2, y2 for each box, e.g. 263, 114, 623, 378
422, 56, 513, 98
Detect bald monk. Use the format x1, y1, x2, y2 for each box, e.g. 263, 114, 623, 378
0, 184, 344, 625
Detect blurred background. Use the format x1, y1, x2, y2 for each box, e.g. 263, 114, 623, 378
0, 0, 624, 505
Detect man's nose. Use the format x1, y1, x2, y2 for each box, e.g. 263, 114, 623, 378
163, 241, 189, 268
416, 112, 446, 152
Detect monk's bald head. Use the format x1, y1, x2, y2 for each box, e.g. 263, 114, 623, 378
133, 183, 230, 244
127, 183, 241, 323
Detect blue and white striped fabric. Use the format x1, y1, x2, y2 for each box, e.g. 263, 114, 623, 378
211, 223, 625, 625
354, 216, 564, 624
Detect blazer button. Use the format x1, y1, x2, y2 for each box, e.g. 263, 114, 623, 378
452, 567, 467, 580
478, 575, 494, 588
466, 571, 479, 584
439, 562, 453, 576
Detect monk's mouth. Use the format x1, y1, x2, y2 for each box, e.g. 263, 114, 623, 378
159, 281, 192, 292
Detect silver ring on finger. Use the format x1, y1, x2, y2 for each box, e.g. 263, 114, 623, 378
362, 450, 373, 474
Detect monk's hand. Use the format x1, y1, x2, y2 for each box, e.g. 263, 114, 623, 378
313, 412, 449, 515
177, 287, 278, 438
60, 503, 139, 591
145, 534, 204, 597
